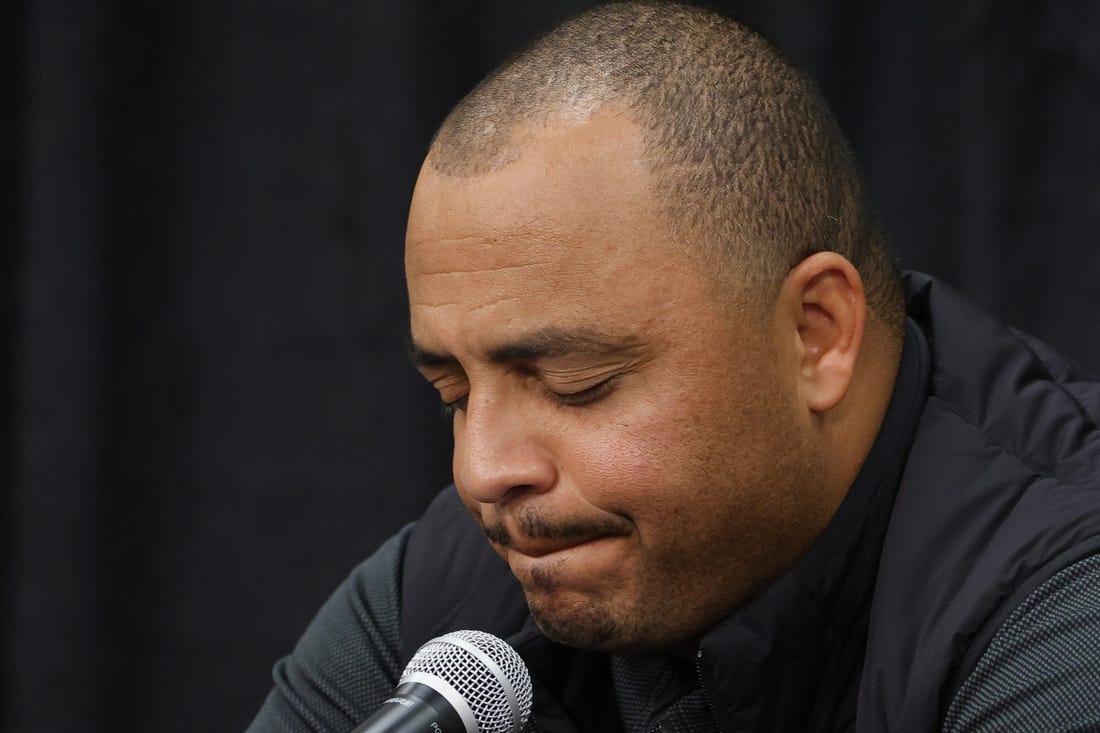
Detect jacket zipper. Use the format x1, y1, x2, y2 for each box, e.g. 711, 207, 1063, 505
695, 647, 725, 733
643, 649, 725, 733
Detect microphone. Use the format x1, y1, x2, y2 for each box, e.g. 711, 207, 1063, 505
352, 629, 533, 733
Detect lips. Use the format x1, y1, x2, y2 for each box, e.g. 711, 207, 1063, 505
505, 533, 606, 558
480, 505, 634, 560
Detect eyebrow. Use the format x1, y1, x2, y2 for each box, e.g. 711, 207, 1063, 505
409, 327, 640, 368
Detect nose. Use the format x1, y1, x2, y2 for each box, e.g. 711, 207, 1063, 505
452, 392, 557, 506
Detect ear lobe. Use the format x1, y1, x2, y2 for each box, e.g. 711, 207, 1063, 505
781, 252, 867, 413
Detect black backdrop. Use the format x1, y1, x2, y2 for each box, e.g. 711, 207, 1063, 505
4, 1, 1099, 731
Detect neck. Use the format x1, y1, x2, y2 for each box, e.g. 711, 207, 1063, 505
822, 318, 905, 509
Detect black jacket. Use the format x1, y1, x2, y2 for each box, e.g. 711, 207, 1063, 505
396, 273, 1100, 732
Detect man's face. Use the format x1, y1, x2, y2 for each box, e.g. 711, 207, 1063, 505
406, 110, 825, 652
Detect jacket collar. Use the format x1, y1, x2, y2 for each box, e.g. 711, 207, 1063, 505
698, 320, 930, 731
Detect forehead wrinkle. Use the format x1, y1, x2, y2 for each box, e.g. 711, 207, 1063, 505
409, 201, 558, 246
406, 231, 560, 280
409, 261, 551, 278
465, 294, 523, 319
409, 292, 522, 314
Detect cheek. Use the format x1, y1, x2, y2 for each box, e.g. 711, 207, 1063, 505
558, 396, 725, 519
566, 361, 795, 532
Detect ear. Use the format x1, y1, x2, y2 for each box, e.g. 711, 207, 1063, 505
777, 252, 867, 413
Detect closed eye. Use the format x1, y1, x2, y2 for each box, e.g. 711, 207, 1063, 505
547, 376, 616, 407
439, 378, 616, 421
440, 394, 468, 420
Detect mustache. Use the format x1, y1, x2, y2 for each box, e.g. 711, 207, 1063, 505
482, 506, 630, 547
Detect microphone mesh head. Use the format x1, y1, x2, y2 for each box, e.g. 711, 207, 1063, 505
400, 629, 533, 733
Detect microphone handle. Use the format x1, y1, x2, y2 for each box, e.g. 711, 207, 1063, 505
352, 680, 470, 733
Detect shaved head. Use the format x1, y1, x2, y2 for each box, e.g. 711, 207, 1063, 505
407, 2, 908, 651
428, 1, 904, 328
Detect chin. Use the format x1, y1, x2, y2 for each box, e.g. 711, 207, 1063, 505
526, 594, 688, 653
526, 593, 628, 650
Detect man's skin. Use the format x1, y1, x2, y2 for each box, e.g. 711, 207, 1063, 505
405, 105, 901, 654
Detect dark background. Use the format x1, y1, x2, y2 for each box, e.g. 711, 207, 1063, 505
4, 1, 1098, 730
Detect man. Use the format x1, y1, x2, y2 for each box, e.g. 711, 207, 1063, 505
249, 3, 1100, 731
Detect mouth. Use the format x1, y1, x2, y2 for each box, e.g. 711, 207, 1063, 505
502, 532, 632, 597
505, 533, 607, 558
482, 509, 633, 559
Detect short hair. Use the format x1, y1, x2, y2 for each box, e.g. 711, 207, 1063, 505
429, 1, 905, 329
